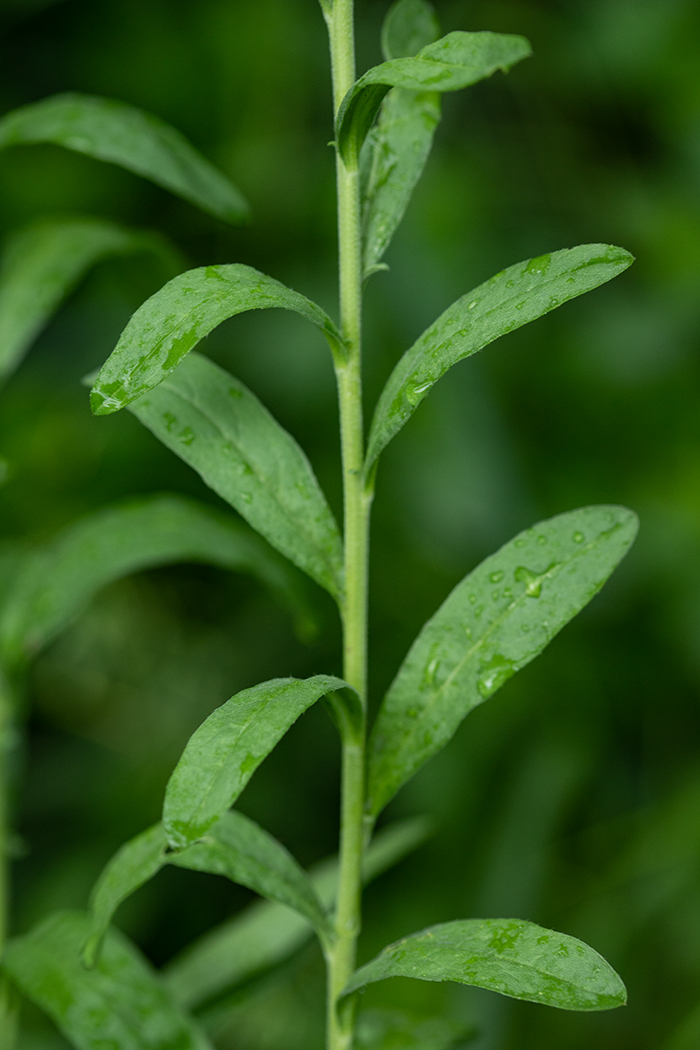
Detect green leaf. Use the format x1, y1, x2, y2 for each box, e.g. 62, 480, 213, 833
82, 824, 168, 968
84, 813, 331, 969
163, 816, 430, 1010
89, 263, 345, 415
0, 494, 312, 671
381, 0, 440, 62
170, 811, 332, 940
366, 506, 638, 818
126, 353, 344, 599
0, 217, 179, 389
4, 911, 213, 1050
361, 89, 440, 279
336, 32, 531, 165
366, 244, 635, 470
163, 675, 348, 849
355, 1008, 470, 1050
341, 919, 627, 1011
0, 93, 249, 224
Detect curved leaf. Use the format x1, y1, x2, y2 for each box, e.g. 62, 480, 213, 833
381, 0, 440, 62
0, 93, 249, 223
90, 263, 345, 415
341, 919, 627, 1011
336, 32, 531, 165
83, 813, 331, 968
367, 506, 638, 818
366, 244, 634, 471
0, 217, 180, 388
127, 353, 344, 599
163, 675, 348, 849
0, 494, 312, 671
170, 811, 332, 940
163, 816, 430, 1010
4, 911, 213, 1050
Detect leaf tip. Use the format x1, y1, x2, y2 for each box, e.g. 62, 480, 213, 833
89, 386, 123, 416
80, 932, 101, 970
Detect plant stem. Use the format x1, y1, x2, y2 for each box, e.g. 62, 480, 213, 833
325, 2, 371, 1048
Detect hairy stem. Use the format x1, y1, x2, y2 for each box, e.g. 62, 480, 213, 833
325, 2, 371, 1048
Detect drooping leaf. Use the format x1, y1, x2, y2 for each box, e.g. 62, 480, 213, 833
0, 93, 249, 223
341, 919, 627, 1011
163, 675, 348, 849
366, 506, 638, 818
126, 353, 344, 600
336, 32, 531, 165
82, 824, 168, 968
89, 264, 344, 415
84, 813, 331, 968
381, 0, 440, 62
4, 911, 213, 1050
355, 1008, 470, 1050
366, 244, 635, 470
360, 89, 440, 279
0, 217, 181, 389
163, 816, 430, 1010
170, 811, 332, 940
0, 494, 313, 671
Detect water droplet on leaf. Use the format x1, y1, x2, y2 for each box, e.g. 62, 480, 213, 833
573, 530, 585, 543
489, 570, 504, 583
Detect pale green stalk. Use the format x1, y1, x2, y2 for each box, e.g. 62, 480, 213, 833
324, 1, 371, 1048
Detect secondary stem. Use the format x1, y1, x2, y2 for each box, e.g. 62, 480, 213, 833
325, 1, 371, 1048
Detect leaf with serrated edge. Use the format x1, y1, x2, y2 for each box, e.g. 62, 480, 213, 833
0, 217, 178, 389
163, 816, 430, 1010
341, 919, 626, 1011
164, 675, 348, 849
366, 244, 634, 471
0, 494, 312, 671
83, 812, 331, 968
127, 354, 344, 599
381, 0, 440, 62
367, 506, 638, 818
336, 32, 531, 165
0, 93, 248, 223
90, 263, 344, 415
4, 911, 213, 1050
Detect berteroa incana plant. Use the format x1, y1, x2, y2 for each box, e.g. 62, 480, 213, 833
0, 1, 638, 1048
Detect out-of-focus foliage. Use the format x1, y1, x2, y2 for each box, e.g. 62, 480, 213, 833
1, 0, 699, 1047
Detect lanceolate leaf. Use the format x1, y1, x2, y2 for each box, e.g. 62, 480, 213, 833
336, 32, 531, 165
4, 911, 213, 1050
84, 813, 331, 968
89, 264, 345, 415
361, 90, 440, 279
341, 919, 627, 1011
163, 816, 430, 1010
0, 93, 249, 223
127, 354, 344, 599
361, 0, 442, 279
169, 811, 331, 940
0, 217, 180, 388
366, 244, 634, 470
381, 0, 440, 62
163, 675, 348, 849
0, 494, 312, 671
366, 506, 638, 818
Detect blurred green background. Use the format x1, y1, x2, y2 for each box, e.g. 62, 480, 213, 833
1, 0, 700, 1047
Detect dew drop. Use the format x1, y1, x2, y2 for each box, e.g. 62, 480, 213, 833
468, 593, 477, 604
241, 492, 253, 504
468, 298, 480, 311
515, 301, 525, 311
477, 655, 515, 699
514, 538, 526, 548
536, 534, 547, 545
502, 588, 513, 600
489, 570, 505, 583
406, 380, 432, 406
573, 530, 585, 543
474, 604, 484, 619
524, 253, 552, 276
514, 565, 542, 598
491, 589, 500, 600
548, 296, 560, 308
506, 279, 515, 289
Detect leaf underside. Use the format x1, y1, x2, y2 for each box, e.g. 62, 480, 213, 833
366, 244, 634, 471
0, 92, 249, 223
127, 353, 344, 599
342, 918, 627, 1012
366, 505, 639, 818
